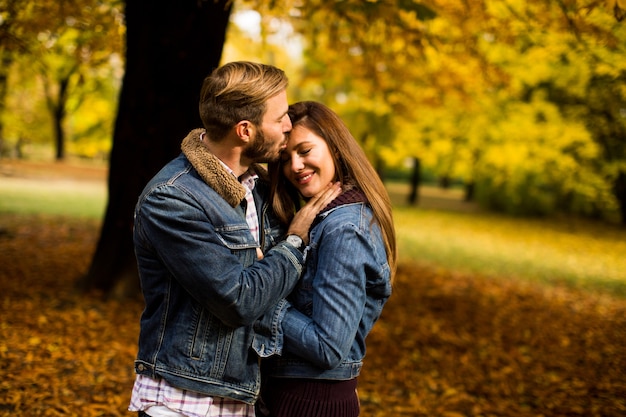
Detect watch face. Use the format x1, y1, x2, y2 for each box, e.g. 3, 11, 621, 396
287, 235, 302, 248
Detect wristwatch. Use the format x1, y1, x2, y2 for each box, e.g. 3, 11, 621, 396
286, 234, 305, 252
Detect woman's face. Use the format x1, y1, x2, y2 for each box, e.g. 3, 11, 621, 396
281, 124, 336, 198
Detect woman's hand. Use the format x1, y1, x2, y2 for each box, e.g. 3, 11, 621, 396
287, 182, 341, 245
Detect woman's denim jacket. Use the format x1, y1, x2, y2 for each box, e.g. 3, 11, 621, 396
256, 199, 392, 380
133, 129, 304, 404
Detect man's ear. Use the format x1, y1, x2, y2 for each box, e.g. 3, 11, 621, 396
235, 121, 254, 143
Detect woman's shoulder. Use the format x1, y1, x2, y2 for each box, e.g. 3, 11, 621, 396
316, 202, 373, 231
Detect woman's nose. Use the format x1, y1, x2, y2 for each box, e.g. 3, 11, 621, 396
290, 156, 304, 172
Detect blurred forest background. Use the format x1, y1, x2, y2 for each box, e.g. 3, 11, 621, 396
1, 0, 625, 224
2, 1, 626, 415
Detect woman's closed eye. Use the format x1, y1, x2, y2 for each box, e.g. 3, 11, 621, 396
281, 148, 312, 165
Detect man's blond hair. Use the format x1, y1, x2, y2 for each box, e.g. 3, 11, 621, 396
199, 61, 289, 142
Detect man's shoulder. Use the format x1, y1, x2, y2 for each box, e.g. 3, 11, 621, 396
146, 154, 192, 185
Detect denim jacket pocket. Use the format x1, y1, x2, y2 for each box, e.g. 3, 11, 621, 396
215, 224, 258, 250
215, 224, 259, 266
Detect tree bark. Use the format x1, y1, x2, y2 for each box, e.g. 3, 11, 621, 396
407, 157, 420, 205
614, 171, 626, 226
464, 181, 475, 202
53, 75, 70, 160
80, 0, 233, 295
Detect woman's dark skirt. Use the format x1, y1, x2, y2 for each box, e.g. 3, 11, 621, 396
259, 377, 360, 417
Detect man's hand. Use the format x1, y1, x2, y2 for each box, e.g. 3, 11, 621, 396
287, 182, 341, 245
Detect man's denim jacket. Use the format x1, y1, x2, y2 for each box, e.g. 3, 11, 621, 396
132, 129, 303, 404
256, 200, 392, 380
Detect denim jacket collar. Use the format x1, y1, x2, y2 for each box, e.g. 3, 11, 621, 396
181, 128, 268, 207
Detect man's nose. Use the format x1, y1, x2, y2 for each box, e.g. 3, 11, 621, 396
283, 116, 292, 132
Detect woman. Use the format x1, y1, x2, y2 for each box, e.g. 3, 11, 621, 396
261, 101, 397, 417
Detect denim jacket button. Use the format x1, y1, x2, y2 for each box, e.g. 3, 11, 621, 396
137, 364, 145, 371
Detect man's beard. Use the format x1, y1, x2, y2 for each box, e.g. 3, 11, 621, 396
243, 129, 282, 163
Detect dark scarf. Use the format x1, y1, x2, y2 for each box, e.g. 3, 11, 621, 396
319, 186, 368, 216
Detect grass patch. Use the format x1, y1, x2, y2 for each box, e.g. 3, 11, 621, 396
394, 206, 626, 296
0, 178, 106, 219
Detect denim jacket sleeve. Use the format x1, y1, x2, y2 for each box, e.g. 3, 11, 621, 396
134, 182, 304, 328
279, 216, 385, 369
252, 298, 289, 357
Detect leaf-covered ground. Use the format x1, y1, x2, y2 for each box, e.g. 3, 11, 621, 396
0, 213, 624, 416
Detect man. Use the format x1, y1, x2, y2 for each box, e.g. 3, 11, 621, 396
128, 61, 340, 417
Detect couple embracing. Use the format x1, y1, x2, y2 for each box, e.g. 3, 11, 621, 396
129, 61, 396, 417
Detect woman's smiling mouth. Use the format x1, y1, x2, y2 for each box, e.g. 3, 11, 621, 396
296, 172, 314, 184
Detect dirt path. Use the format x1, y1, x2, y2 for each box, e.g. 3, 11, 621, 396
0, 159, 108, 183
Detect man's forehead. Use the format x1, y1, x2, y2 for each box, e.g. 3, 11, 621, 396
264, 91, 288, 118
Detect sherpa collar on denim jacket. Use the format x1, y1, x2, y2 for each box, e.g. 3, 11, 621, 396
180, 128, 269, 208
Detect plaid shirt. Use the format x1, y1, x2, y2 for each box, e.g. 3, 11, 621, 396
238, 170, 260, 244
128, 162, 260, 417
129, 374, 254, 417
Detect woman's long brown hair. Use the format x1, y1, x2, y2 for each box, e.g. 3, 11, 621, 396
269, 101, 397, 280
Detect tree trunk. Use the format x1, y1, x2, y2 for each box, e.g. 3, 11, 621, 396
0, 54, 11, 157
407, 157, 420, 205
614, 171, 626, 226
80, 0, 233, 296
464, 181, 475, 202
53, 76, 70, 160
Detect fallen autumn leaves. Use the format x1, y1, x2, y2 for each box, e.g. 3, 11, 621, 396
0, 214, 624, 416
